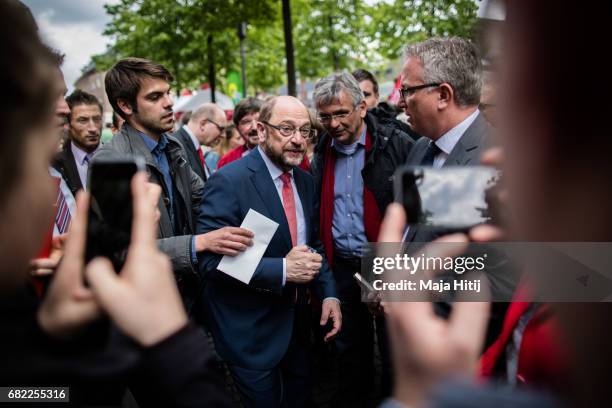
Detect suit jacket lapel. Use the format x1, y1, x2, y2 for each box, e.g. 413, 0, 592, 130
123, 125, 176, 235
444, 112, 487, 166
63, 142, 84, 191
247, 149, 293, 251
407, 138, 430, 166
177, 128, 206, 181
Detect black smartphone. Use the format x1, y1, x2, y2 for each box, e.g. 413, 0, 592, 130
85, 156, 145, 272
394, 165, 502, 232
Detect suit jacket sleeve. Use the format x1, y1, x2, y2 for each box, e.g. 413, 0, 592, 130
156, 235, 195, 278
196, 171, 284, 294
309, 231, 337, 300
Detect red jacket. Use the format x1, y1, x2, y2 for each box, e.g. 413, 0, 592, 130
217, 145, 310, 171
479, 298, 566, 390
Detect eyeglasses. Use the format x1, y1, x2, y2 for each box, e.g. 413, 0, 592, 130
263, 121, 314, 140
399, 83, 441, 99
207, 118, 225, 132
316, 107, 356, 124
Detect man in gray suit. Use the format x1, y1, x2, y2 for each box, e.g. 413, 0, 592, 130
396, 38, 508, 334
399, 37, 490, 170
398, 37, 492, 243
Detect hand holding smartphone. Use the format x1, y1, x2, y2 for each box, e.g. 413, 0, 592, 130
393, 165, 502, 232
85, 156, 145, 271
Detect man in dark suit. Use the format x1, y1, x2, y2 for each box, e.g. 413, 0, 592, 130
52, 89, 103, 196
197, 96, 342, 407
398, 37, 508, 344
174, 103, 227, 181
398, 37, 492, 243
400, 37, 490, 168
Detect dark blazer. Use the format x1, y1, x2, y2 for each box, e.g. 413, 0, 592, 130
405, 111, 491, 167
402, 112, 506, 325
404, 111, 492, 243
173, 126, 207, 182
197, 147, 337, 370
52, 140, 84, 197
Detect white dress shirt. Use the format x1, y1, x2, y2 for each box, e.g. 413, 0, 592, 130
183, 125, 200, 150
258, 147, 339, 304
432, 109, 480, 168
401, 109, 480, 242
184, 126, 210, 178
258, 146, 307, 287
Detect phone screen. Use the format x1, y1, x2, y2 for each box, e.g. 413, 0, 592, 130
395, 166, 501, 230
85, 159, 141, 271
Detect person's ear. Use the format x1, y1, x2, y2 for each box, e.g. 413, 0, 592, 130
200, 119, 208, 132
358, 100, 367, 118
437, 83, 453, 110
256, 122, 266, 143
117, 99, 133, 117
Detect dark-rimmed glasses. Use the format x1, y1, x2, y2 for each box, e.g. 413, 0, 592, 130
207, 118, 225, 132
316, 106, 356, 124
399, 83, 441, 99
263, 121, 314, 140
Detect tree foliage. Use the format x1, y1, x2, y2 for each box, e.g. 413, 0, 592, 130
93, 0, 479, 94
367, 0, 479, 62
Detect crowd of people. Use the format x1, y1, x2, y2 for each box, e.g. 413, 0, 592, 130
1, 0, 611, 407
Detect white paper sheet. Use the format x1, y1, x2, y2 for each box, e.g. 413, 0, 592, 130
217, 209, 279, 284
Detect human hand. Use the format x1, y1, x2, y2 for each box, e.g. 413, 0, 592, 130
195, 227, 254, 256
474, 146, 507, 242
85, 173, 188, 347
285, 245, 321, 284
320, 298, 342, 342
29, 233, 68, 277
37, 193, 101, 339
378, 204, 489, 406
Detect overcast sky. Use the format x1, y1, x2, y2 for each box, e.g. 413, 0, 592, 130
22, 0, 119, 91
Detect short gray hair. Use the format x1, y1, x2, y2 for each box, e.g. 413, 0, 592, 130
313, 72, 364, 109
190, 103, 222, 124
404, 37, 482, 106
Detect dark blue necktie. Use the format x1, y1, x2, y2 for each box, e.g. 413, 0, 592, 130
420, 141, 442, 166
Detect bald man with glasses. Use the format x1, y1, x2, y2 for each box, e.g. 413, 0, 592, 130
197, 96, 340, 407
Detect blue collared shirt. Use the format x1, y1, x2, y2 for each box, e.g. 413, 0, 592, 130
139, 132, 174, 221
331, 126, 368, 258
136, 130, 198, 265
138, 131, 197, 264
